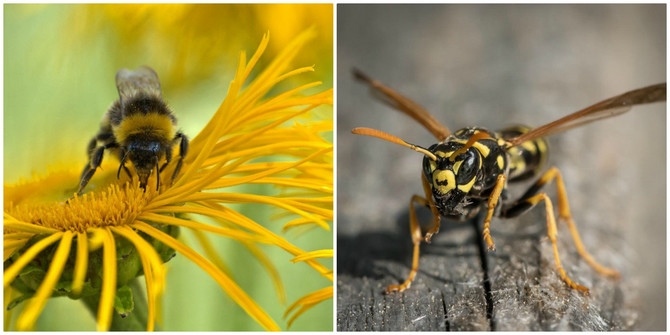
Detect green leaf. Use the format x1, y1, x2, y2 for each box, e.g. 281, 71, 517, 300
113, 285, 134, 318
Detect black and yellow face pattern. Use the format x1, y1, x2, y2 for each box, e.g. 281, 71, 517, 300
422, 126, 548, 219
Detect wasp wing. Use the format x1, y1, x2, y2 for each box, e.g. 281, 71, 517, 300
116, 66, 163, 103
353, 68, 451, 141
507, 83, 666, 147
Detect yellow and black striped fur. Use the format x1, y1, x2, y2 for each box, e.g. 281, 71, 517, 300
77, 66, 188, 195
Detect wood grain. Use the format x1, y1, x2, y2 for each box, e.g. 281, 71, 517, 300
337, 209, 636, 331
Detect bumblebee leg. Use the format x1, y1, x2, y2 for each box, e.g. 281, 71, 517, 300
170, 131, 189, 183
78, 165, 98, 195
481, 174, 506, 251
77, 142, 119, 195
501, 167, 619, 293
386, 173, 441, 293
85, 137, 97, 157
159, 144, 173, 173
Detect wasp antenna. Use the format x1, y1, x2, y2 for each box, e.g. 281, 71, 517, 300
352, 127, 437, 161
449, 130, 494, 162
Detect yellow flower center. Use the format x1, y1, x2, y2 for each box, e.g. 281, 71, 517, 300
6, 169, 156, 233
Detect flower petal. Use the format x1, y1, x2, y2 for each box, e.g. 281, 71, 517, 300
16, 231, 73, 330
4, 232, 63, 288
70, 231, 89, 296
134, 221, 280, 331
284, 286, 332, 329
96, 228, 117, 331
111, 226, 166, 331
290, 249, 333, 263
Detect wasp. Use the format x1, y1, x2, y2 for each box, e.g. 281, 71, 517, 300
352, 69, 666, 294
77, 66, 188, 195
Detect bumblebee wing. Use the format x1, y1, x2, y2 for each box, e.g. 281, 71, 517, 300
116, 66, 162, 103
353, 68, 451, 141
507, 83, 666, 147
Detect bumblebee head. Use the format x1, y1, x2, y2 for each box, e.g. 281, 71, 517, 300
122, 137, 165, 189
422, 142, 481, 215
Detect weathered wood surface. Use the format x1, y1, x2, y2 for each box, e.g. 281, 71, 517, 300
337, 210, 635, 331
337, 4, 665, 331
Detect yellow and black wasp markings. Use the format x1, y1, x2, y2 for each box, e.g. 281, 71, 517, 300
352, 69, 666, 294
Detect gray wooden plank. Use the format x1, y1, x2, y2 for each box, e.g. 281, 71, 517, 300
486, 209, 637, 331
337, 4, 665, 331
337, 210, 637, 331
337, 214, 488, 331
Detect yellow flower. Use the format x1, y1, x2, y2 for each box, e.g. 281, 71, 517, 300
4, 29, 333, 331
70, 4, 333, 90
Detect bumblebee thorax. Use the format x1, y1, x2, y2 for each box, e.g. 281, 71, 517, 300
113, 113, 177, 147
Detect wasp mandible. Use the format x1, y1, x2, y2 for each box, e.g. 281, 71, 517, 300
352, 69, 666, 294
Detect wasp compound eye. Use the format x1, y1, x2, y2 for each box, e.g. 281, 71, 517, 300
454, 149, 480, 186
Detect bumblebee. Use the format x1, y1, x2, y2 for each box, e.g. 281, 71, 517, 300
77, 66, 188, 195
352, 69, 666, 294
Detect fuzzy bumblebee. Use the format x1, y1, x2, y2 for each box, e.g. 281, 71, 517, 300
78, 66, 188, 194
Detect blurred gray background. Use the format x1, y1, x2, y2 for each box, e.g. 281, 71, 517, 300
337, 4, 665, 330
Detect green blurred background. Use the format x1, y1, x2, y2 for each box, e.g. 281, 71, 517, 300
4, 4, 333, 331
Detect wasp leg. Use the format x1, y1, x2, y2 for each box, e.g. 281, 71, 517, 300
385, 194, 428, 294
481, 174, 507, 251
501, 166, 620, 294
422, 172, 442, 243
386, 173, 441, 294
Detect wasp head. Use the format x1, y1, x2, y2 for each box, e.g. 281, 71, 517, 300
422, 142, 482, 216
